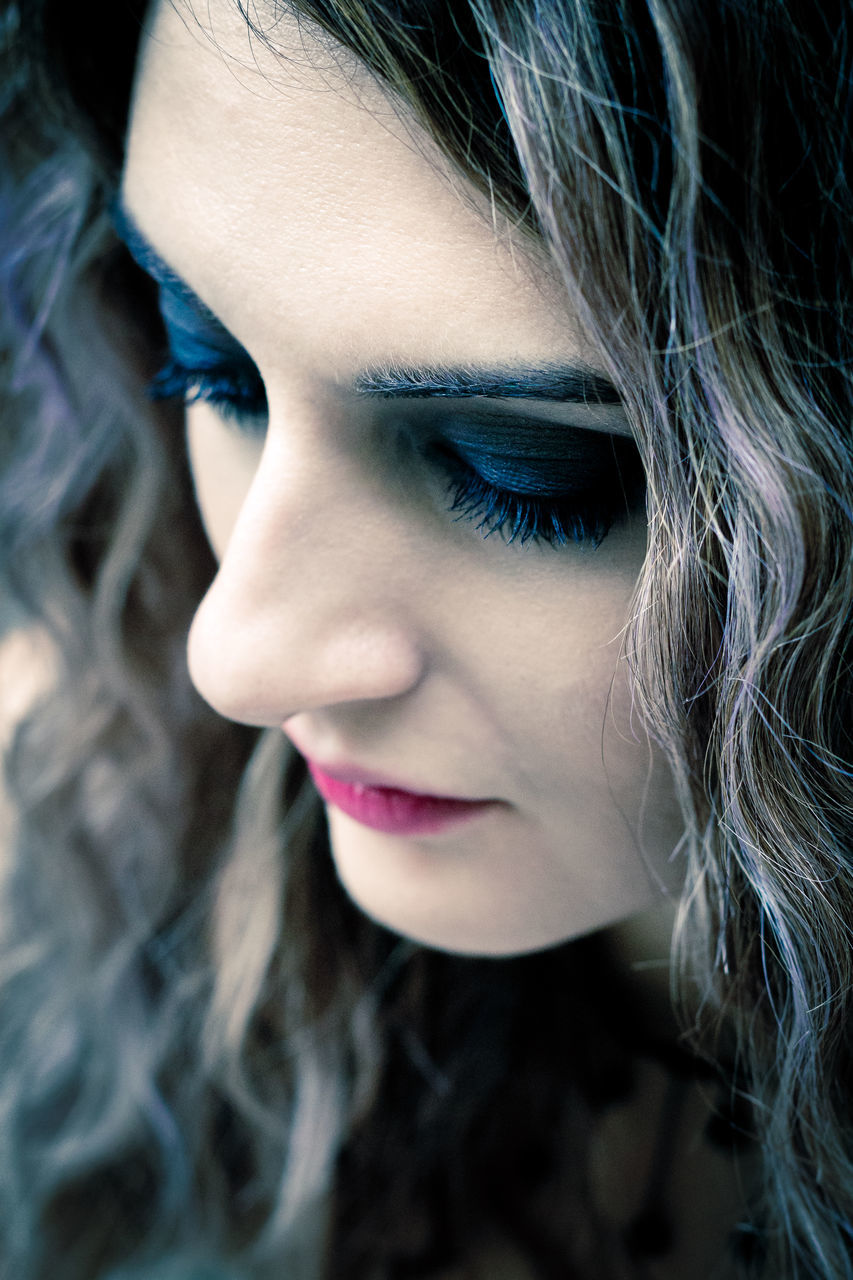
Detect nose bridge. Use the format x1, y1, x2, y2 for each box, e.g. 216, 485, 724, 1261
186, 424, 428, 726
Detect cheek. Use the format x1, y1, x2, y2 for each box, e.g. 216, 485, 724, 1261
486, 531, 647, 765
524, 625, 685, 899
186, 403, 264, 557
471, 528, 683, 865
504, 626, 632, 797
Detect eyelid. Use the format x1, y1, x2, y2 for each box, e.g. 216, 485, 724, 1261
157, 283, 249, 360
440, 413, 626, 449
400, 398, 634, 450
113, 201, 228, 334
152, 286, 267, 411
420, 408, 639, 474
112, 212, 246, 361
426, 433, 643, 498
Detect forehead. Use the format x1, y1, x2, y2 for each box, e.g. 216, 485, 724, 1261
123, 0, 592, 377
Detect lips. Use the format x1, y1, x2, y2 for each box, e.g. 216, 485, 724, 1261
304, 759, 498, 836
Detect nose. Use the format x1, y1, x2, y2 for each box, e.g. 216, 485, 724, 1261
186, 420, 428, 727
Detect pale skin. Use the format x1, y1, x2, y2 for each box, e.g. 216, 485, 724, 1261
121, 0, 686, 958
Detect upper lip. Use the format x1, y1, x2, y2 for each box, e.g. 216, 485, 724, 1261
301, 755, 493, 804
281, 723, 499, 803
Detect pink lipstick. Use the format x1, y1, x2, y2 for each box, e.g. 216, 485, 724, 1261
306, 760, 496, 836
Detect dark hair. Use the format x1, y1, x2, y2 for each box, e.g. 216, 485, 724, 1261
1, 0, 852, 1276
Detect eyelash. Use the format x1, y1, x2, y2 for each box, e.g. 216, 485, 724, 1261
431, 449, 616, 548
148, 358, 632, 548
149, 359, 269, 421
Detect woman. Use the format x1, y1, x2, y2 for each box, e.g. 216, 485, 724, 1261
1, 0, 851, 1275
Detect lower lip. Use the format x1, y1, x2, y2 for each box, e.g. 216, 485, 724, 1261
306, 763, 495, 836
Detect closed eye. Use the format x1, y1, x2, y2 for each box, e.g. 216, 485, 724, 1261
424, 437, 644, 548
147, 357, 643, 550
148, 356, 269, 427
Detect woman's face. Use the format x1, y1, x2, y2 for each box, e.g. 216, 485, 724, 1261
122, 0, 684, 955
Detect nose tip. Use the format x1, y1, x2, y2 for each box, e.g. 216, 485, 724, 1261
184, 408, 430, 727
186, 582, 427, 727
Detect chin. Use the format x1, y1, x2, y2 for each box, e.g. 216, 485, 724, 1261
324, 808, 639, 958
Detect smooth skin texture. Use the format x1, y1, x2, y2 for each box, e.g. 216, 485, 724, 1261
122, 0, 685, 956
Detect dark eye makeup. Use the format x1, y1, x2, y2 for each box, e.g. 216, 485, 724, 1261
149, 352, 645, 549
150, 356, 269, 421
112, 203, 645, 550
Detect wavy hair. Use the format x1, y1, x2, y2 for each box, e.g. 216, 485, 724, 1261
1, 0, 852, 1276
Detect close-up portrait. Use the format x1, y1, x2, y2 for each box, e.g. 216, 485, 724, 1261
1, 0, 851, 1276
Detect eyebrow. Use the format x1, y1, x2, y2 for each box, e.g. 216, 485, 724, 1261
354, 364, 622, 404
113, 199, 624, 408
